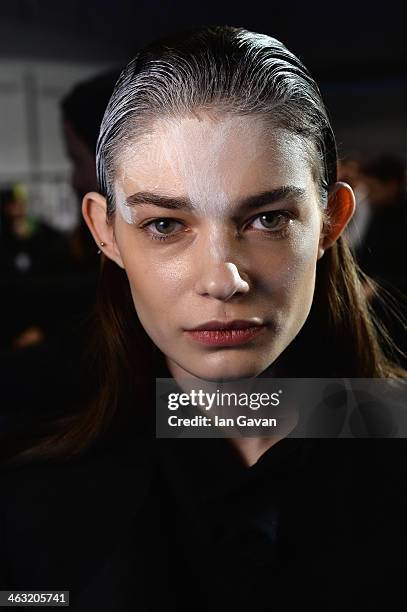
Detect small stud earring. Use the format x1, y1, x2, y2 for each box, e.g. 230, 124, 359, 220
97, 241, 106, 255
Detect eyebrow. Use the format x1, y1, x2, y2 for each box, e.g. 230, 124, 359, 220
124, 185, 307, 212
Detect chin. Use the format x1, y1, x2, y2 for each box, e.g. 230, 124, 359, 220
189, 357, 268, 382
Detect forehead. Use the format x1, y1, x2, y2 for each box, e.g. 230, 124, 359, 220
114, 113, 314, 204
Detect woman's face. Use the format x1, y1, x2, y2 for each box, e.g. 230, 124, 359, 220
111, 113, 325, 381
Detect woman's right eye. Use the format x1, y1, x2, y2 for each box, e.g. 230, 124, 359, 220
142, 218, 185, 242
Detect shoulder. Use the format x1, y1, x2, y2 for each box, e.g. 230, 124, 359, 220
293, 439, 407, 551
0, 434, 154, 507
309, 439, 407, 558
307, 438, 407, 488
0, 435, 154, 591
282, 440, 407, 608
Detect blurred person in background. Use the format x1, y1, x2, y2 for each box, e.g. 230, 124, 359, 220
0, 184, 66, 350
0, 71, 119, 431
61, 70, 121, 272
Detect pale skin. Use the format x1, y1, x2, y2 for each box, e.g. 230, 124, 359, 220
82, 113, 355, 466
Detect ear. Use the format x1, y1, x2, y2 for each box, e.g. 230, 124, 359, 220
318, 181, 356, 259
81, 192, 125, 269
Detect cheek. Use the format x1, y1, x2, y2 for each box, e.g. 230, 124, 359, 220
254, 221, 320, 300
284, 230, 319, 293
115, 222, 191, 333
123, 253, 187, 347
126, 255, 189, 304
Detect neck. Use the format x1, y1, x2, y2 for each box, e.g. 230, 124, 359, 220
164, 355, 292, 467
228, 435, 284, 467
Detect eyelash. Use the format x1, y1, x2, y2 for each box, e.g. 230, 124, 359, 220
140, 211, 293, 243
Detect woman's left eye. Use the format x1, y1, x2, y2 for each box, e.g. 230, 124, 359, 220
248, 211, 292, 232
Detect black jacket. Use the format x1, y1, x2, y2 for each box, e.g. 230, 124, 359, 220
1, 427, 407, 611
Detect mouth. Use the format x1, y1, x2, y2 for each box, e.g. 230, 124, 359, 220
187, 319, 265, 331
184, 319, 267, 347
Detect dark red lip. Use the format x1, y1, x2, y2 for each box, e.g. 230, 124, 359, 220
184, 325, 266, 346
187, 319, 264, 331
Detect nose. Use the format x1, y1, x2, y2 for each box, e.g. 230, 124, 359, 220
195, 261, 250, 301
